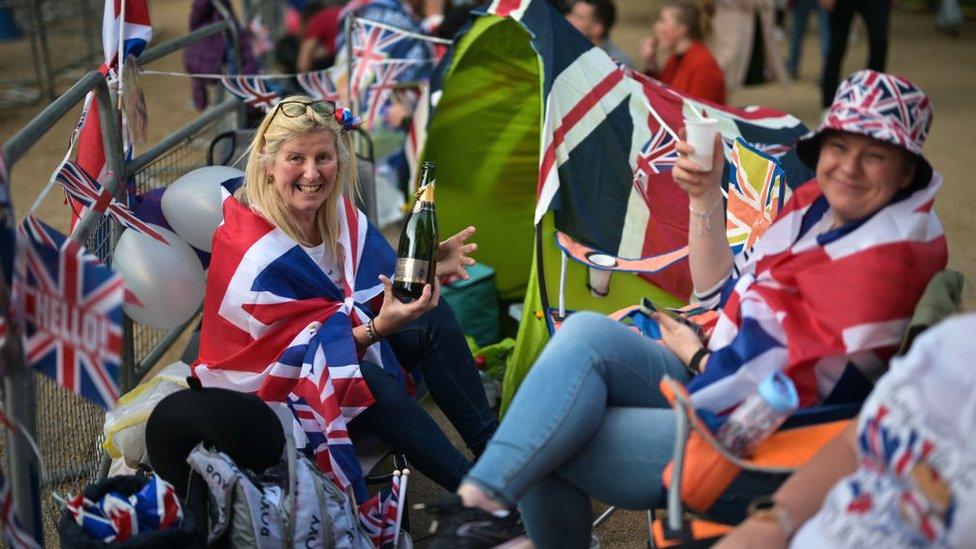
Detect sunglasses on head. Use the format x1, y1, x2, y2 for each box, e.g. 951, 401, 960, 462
268, 100, 337, 125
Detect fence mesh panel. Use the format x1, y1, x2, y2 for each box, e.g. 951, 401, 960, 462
29, 108, 236, 545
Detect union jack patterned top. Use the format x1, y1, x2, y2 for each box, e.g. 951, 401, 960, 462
791, 314, 976, 547
689, 175, 947, 413
193, 190, 403, 501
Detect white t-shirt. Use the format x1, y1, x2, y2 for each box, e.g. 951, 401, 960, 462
791, 313, 976, 548
301, 243, 343, 286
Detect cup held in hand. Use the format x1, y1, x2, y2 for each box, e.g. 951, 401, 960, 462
684, 118, 719, 171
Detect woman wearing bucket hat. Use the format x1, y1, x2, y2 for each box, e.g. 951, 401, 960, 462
426, 70, 948, 549
191, 95, 498, 506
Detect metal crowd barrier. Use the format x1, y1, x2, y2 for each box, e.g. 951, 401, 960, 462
0, 14, 243, 545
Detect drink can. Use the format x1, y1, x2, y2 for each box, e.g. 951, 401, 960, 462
717, 371, 799, 458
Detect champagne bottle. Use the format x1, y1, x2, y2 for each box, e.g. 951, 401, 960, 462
393, 161, 439, 301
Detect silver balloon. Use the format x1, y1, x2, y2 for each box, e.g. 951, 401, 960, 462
161, 166, 243, 252
113, 224, 205, 330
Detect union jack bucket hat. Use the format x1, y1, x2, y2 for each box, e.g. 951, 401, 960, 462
797, 70, 934, 187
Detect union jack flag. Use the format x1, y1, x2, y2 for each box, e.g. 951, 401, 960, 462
297, 69, 341, 102
74, 0, 153, 213
359, 472, 402, 547
219, 75, 280, 111
0, 472, 41, 549
193, 190, 402, 503
350, 18, 419, 95
633, 124, 679, 182
14, 216, 124, 410
725, 138, 789, 254
362, 60, 415, 130
56, 161, 167, 244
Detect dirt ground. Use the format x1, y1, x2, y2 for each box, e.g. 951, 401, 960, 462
1, 1, 974, 547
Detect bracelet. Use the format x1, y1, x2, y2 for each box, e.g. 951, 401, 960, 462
687, 347, 710, 374
689, 196, 722, 235
365, 318, 384, 345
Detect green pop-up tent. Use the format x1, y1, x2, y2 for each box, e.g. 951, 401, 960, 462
420, 12, 682, 411
419, 0, 808, 411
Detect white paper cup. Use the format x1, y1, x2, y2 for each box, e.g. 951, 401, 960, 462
586, 253, 617, 297
684, 118, 719, 171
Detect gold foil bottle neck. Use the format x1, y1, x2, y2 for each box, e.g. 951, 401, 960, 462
416, 182, 436, 204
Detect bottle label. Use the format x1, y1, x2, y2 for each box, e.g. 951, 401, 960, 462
395, 258, 430, 284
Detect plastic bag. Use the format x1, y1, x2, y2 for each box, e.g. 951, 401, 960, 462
103, 362, 191, 468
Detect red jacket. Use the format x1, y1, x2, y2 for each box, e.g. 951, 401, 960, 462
655, 41, 726, 105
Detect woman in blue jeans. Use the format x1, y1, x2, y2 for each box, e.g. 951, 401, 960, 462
428, 70, 947, 548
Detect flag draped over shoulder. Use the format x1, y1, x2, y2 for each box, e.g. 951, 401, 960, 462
483, 0, 811, 299
689, 176, 947, 412
193, 190, 402, 502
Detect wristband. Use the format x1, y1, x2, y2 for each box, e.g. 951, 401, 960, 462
687, 347, 710, 374
365, 318, 384, 345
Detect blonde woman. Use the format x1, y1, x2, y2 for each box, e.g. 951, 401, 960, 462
192, 96, 498, 503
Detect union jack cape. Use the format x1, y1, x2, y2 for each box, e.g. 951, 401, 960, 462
689, 175, 947, 412
192, 190, 403, 502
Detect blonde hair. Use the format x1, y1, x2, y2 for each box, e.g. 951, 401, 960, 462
236, 95, 357, 259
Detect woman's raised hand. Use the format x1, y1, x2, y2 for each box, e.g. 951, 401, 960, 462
435, 226, 478, 280
672, 129, 725, 200
374, 274, 440, 335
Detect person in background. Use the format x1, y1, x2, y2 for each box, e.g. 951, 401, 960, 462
640, 0, 726, 104
185, 0, 257, 110
712, 0, 789, 92
566, 0, 635, 68
819, 0, 890, 108
296, 2, 343, 73
787, 0, 830, 80
717, 313, 976, 548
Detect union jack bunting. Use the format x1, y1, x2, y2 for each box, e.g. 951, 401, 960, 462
219, 75, 280, 111
193, 189, 403, 503
348, 16, 432, 95
56, 161, 167, 244
359, 473, 402, 547
14, 216, 124, 410
361, 60, 416, 130
297, 69, 341, 102
725, 138, 789, 254
478, 0, 811, 299
0, 472, 41, 549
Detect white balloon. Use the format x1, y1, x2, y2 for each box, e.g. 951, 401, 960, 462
161, 166, 243, 252
113, 224, 206, 330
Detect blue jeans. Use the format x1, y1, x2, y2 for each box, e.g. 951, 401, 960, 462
788, 0, 830, 77
350, 299, 499, 491
466, 312, 783, 548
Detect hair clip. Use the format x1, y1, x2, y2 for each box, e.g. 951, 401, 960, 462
333, 105, 362, 132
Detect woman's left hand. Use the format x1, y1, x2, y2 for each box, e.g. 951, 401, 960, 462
435, 226, 478, 280
653, 312, 705, 366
